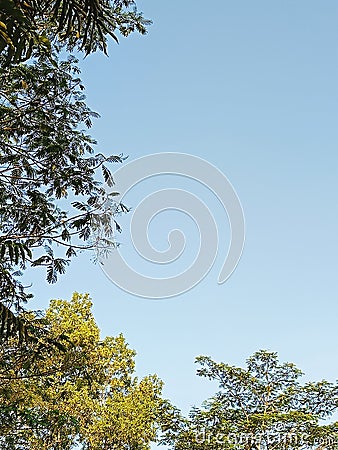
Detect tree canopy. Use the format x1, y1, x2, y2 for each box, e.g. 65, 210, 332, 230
0, 0, 151, 64
162, 350, 338, 450
0, 0, 149, 339
0, 51, 129, 338
0, 293, 164, 449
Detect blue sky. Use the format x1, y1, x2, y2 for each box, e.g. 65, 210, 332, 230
29, 0, 338, 425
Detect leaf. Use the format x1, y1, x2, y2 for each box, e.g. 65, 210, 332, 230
72, 201, 87, 211
0, 302, 29, 342
114, 220, 122, 233
102, 165, 114, 187
65, 246, 76, 258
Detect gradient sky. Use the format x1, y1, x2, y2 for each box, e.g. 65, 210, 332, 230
28, 0, 338, 434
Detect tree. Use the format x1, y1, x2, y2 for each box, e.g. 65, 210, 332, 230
0, 0, 151, 65
0, 50, 130, 338
0, 0, 151, 337
162, 351, 338, 450
0, 292, 164, 449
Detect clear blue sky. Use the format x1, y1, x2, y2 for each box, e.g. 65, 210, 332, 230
29, 0, 338, 425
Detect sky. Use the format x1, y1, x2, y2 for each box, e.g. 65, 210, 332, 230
28, 0, 338, 430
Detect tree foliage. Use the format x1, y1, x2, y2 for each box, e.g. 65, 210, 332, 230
0, 52, 129, 331
0, 0, 149, 339
0, 0, 151, 64
162, 351, 338, 450
0, 293, 164, 449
